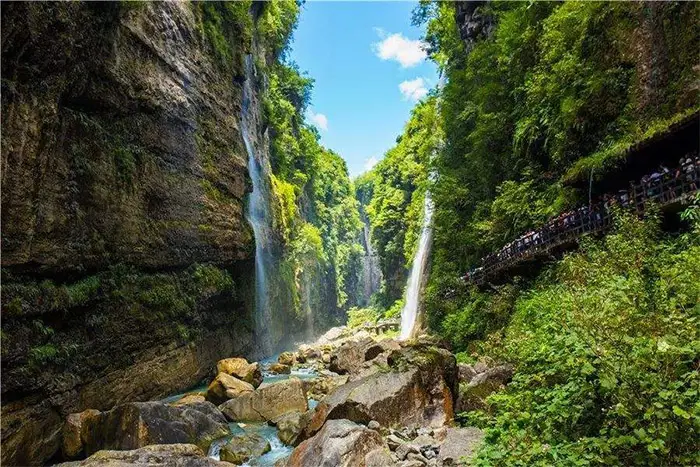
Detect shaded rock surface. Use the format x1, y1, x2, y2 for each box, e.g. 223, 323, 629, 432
287, 419, 387, 467
78, 401, 230, 457
220, 378, 307, 422
55, 443, 231, 466
456, 363, 513, 412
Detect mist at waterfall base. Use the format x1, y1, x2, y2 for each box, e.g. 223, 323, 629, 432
242, 55, 274, 356
400, 194, 434, 340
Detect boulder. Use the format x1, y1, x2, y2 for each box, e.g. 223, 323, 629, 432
79, 401, 230, 456
287, 419, 387, 467
302, 375, 348, 400
54, 443, 229, 466
278, 352, 297, 366
297, 345, 321, 363
436, 427, 484, 466
206, 373, 254, 406
329, 337, 400, 376
457, 364, 476, 384
456, 364, 514, 412
219, 378, 308, 422
172, 393, 207, 406
272, 411, 310, 446
267, 363, 291, 375
365, 447, 396, 467
217, 358, 263, 388
63, 409, 101, 459
219, 433, 271, 464
315, 326, 347, 345
303, 344, 457, 441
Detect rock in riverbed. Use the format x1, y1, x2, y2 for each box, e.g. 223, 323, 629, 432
217, 358, 263, 388
66, 402, 230, 459
303, 343, 457, 440
271, 411, 311, 446
56, 443, 230, 466
287, 419, 387, 467
219, 432, 271, 464
206, 373, 255, 406
219, 377, 307, 422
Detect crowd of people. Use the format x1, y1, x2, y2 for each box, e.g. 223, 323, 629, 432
464, 154, 700, 283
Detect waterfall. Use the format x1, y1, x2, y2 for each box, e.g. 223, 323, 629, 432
400, 193, 434, 340
359, 211, 382, 305
241, 55, 273, 355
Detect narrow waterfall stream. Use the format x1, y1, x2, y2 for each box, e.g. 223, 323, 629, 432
400, 193, 434, 340
360, 211, 382, 305
241, 55, 273, 355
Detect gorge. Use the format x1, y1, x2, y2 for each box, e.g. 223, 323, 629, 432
2, 1, 699, 466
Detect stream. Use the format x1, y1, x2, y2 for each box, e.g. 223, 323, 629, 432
161, 354, 319, 466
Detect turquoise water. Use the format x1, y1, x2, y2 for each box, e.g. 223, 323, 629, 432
161, 359, 318, 465
207, 422, 293, 466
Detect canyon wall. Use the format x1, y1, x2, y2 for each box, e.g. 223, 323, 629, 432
0, 2, 284, 464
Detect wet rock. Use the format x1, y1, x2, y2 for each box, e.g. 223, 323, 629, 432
287, 419, 387, 467
206, 373, 255, 406
79, 401, 229, 457
272, 411, 310, 446
436, 427, 484, 466
220, 377, 308, 422
63, 409, 101, 459
217, 358, 263, 388
303, 343, 456, 440
267, 363, 291, 375
172, 393, 207, 406
55, 443, 229, 466
278, 352, 297, 366
219, 432, 271, 464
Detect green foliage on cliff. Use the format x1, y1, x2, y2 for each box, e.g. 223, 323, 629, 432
257, 3, 364, 323
459, 214, 700, 466
360, 97, 441, 307
401, 2, 700, 464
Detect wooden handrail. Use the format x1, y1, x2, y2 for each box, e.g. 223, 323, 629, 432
465, 160, 700, 285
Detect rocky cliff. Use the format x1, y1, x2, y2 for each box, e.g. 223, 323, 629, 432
0, 2, 277, 465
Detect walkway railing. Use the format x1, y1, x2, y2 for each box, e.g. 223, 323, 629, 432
465, 158, 700, 285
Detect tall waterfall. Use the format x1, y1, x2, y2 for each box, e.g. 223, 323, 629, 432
241, 55, 273, 354
359, 212, 382, 305
400, 193, 434, 340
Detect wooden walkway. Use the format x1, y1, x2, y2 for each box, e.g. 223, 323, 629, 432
466, 159, 700, 285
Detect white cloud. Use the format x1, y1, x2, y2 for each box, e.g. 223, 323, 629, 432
399, 78, 429, 101
308, 110, 328, 131
364, 156, 379, 172
373, 29, 427, 68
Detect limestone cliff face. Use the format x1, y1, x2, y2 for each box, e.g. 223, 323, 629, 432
0, 2, 269, 465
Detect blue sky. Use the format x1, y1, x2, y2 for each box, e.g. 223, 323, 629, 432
288, 1, 438, 177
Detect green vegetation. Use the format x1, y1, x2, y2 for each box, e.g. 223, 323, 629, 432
357, 1, 699, 464
258, 4, 364, 325
360, 97, 442, 307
